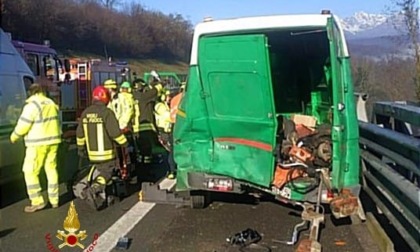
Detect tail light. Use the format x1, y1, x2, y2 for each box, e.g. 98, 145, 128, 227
207, 178, 233, 191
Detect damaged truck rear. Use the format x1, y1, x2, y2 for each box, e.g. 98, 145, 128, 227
172, 12, 362, 251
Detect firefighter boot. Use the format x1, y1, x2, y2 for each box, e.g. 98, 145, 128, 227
86, 183, 106, 210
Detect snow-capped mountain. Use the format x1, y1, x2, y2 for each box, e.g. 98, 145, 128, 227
340, 11, 388, 34
339, 11, 408, 39
340, 11, 416, 59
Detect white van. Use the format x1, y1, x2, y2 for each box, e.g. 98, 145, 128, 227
0, 28, 35, 184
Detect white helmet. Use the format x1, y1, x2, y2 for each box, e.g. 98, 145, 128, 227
150, 70, 161, 82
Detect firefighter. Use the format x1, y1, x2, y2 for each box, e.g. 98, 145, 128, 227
131, 79, 142, 161
103, 79, 119, 116
154, 91, 175, 177
117, 81, 138, 178
131, 80, 142, 137
155, 91, 172, 146
76, 86, 128, 209
133, 71, 163, 164
167, 84, 185, 179
10, 84, 61, 212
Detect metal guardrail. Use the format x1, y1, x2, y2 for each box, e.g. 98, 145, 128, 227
358, 101, 420, 251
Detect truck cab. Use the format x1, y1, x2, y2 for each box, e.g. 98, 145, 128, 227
0, 29, 35, 184
11, 39, 65, 104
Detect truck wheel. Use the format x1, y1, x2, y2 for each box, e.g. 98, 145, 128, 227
190, 195, 206, 209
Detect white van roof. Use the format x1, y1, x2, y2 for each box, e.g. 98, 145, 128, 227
190, 13, 348, 64
0, 29, 33, 75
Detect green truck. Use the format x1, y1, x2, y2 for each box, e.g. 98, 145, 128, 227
172, 11, 362, 250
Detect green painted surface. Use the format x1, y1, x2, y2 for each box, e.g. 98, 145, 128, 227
327, 17, 360, 189
174, 19, 360, 198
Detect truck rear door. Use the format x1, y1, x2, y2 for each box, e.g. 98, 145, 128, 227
198, 34, 277, 187
327, 16, 348, 189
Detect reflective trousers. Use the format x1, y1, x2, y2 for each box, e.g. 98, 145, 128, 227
23, 144, 59, 206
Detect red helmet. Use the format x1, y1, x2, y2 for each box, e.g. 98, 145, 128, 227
92, 86, 110, 104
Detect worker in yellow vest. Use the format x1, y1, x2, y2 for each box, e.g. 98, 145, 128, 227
10, 84, 62, 212
155, 91, 172, 144
103, 79, 119, 116
117, 81, 135, 132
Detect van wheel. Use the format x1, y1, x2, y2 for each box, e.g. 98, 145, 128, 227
190, 195, 205, 209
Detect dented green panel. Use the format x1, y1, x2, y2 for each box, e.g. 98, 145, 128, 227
176, 34, 277, 187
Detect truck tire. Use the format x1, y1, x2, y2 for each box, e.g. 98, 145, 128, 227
190, 195, 206, 209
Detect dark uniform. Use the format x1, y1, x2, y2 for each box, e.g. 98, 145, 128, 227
76, 101, 128, 191
133, 82, 163, 163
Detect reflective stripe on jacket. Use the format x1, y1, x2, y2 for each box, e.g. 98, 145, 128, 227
139, 123, 156, 132
11, 94, 61, 146
133, 99, 141, 133
76, 101, 127, 162
154, 102, 171, 133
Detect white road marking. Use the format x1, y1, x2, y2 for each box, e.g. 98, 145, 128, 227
88, 201, 156, 251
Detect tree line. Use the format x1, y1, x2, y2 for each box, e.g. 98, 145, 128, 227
2, 0, 419, 103
2, 0, 193, 61
352, 56, 417, 103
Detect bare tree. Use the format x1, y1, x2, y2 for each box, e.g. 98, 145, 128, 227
98, 0, 119, 9
391, 0, 420, 101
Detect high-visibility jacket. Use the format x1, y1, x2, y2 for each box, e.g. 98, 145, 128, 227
154, 101, 171, 133
116, 92, 134, 130
107, 94, 119, 118
170, 92, 183, 124
11, 94, 61, 146
76, 101, 127, 162
133, 83, 163, 132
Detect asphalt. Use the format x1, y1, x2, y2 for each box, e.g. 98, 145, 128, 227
123, 194, 376, 252
0, 143, 386, 252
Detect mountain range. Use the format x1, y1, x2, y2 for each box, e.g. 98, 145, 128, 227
339, 11, 416, 59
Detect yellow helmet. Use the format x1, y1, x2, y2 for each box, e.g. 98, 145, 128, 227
104, 79, 117, 89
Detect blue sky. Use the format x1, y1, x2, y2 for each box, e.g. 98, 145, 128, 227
126, 0, 395, 25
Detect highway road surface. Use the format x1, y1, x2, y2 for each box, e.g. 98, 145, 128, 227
0, 145, 386, 252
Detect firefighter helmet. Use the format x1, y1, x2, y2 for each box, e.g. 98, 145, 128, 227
121, 81, 131, 89
104, 79, 117, 89
120, 81, 132, 93
92, 86, 110, 104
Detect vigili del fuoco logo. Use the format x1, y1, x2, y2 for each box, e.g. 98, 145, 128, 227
45, 201, 99, 251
